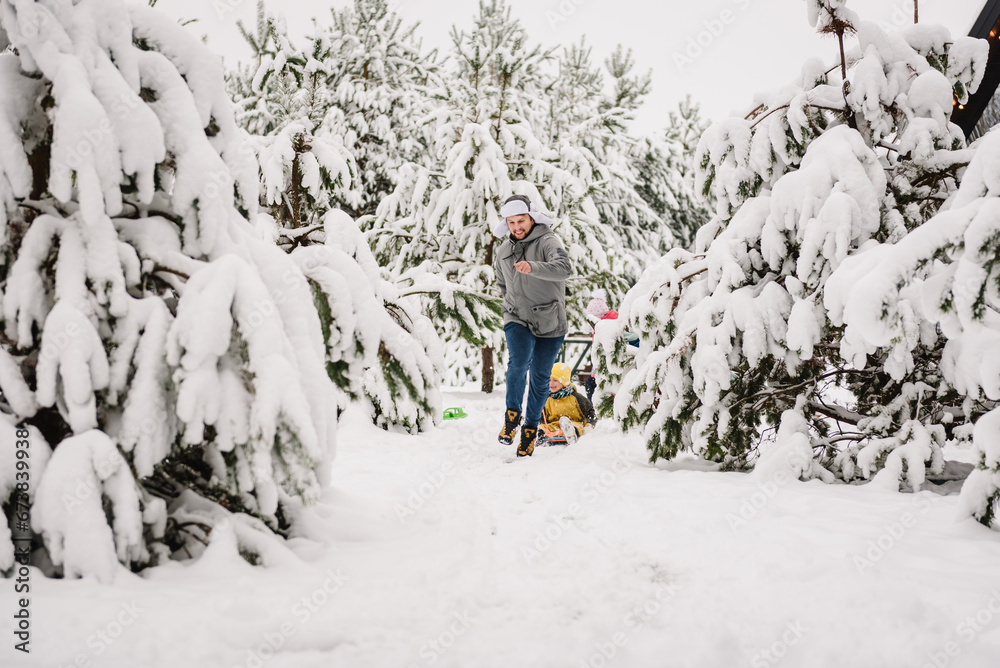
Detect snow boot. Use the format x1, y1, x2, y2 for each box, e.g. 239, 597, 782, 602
559, 417, 579, 445
517, 426, 537, 457
499, 409, 521, 445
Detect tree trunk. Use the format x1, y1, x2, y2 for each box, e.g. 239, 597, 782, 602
837, 27, 857, 131
485, 236, 495, 267
481, 346, 495, 394
289, 155, 301, 228
482, 235, 498, 394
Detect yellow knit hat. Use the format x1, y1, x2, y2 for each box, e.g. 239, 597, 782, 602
550, 362, 572, 387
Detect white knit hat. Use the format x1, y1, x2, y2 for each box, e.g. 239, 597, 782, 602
494, 196, 556, 237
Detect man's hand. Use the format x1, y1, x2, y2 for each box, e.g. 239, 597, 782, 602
514, 261, 532, 274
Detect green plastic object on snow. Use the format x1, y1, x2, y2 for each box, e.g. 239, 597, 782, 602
443, 407, 468, 420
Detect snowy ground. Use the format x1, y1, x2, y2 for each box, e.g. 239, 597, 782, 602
5, 389, 1000, 668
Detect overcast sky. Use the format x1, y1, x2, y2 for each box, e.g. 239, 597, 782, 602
165, 0, 986, 135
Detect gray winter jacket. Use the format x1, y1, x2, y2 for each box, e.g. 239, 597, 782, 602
494, 225, 573, 338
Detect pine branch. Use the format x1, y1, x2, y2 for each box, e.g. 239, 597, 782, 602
748, 103, 847, 130
816, 432, 867, 445
877, 140, 904, 154
730, 368, 869, 413
17, 198, 66, 217
152, 264, 190, 281
277, 222, 325, 240
744, 103, 765, 121
808, 399, 864, 426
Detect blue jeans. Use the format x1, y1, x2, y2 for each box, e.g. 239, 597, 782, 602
504, 322, 565, 429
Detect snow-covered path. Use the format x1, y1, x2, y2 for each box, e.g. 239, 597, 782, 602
8, 389, 1000, 668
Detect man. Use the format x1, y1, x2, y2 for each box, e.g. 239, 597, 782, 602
493, 194, 572, 457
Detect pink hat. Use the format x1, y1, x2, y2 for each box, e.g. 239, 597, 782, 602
587, 297, 610, 318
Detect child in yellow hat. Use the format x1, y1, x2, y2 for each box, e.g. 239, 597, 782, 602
540, 363, 597, 444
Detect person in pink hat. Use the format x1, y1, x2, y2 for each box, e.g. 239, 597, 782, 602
586, 289, 619, 325
580, 290, 619, 400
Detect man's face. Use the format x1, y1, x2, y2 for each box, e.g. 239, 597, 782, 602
507, 213, 534, 240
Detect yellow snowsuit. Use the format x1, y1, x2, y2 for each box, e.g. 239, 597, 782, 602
542, 389, 591, 436
542, 363, 597, 437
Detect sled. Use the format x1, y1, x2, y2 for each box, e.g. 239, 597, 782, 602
442, 407, 468, 420
538, 408, 571, 446
537, 427, 568, 447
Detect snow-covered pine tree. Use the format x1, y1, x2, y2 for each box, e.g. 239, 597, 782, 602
594, 0, 987, 488
314, 0, 439, 218
229, 2, 356, 230
231, 0, 438, 220
824, 123, 1000, 526
229, 2, 444, 433
293, 210, 444, 433
228, 2, 307, 137
631, 97, 712, 251
590, 46, 668, 262
0, 0, 351, 580
369, 0, 548, 390
539, 38, 652, 330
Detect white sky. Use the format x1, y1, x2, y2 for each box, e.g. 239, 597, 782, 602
164, 0, 986, 135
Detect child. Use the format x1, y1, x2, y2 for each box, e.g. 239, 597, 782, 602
588, 291, 638, 347
583, 290, 637, 401
586, 290, 619, 325
580, 291, 618, 401
540, 363, 597, 445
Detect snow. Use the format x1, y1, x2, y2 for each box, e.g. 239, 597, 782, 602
31, 430, 147, 584
0, 54, 37, 227
0, 346, 38, 417
961, 408, 1000, 517
35, 300, 110, 434
164, 251, 327, 519
251, 120, 354, 213
111, 298, 175, 478
3, 213, 60, 347
5, 389, 1000, 667
246, 237, 340, 486
1, 0, 998, 662
0, 415, 49, 572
